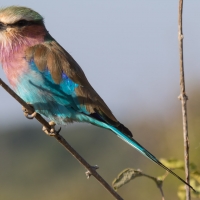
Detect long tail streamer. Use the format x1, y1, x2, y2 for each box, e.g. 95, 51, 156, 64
109, 125, 195, 192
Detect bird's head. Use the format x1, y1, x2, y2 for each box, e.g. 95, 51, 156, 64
0, 6, 43, 26
0, 6, 47, 60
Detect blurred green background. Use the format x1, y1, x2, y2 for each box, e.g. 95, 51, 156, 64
1, 1, 200, 199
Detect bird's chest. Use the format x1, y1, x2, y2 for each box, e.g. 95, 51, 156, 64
2, 53, 83, 123
2, 54, 29, 87
8, 60, 81, 122
14, 60, 78, 105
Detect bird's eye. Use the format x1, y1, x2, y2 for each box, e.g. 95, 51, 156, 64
0, 22, 5, 30
16, 20, 29, 27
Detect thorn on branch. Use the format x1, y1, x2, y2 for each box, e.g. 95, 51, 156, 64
178, 94, 188, 101
179, 34, 184, 40
85, 165, 99, 179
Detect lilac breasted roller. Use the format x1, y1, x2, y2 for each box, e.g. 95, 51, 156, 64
0, 6, 194, 190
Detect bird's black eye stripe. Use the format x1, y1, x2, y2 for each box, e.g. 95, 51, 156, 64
6, 20, 43, 28
9, 20, 36, 27
14, 20, 31, 27
0, 22, 6, 30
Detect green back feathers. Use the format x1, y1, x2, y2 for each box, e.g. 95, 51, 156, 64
0, 6, 43, 24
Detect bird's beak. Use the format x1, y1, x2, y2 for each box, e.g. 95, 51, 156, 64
0, 22, 6, 31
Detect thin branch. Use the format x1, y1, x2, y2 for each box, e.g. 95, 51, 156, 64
112, 168, 169, 200
0, 78, 123, 200
178, 1, 190, 200
142, 172, 167, 200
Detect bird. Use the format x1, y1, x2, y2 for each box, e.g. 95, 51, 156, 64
0, 6, 194, 191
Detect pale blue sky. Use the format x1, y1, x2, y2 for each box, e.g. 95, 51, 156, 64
0, 1, 200, 129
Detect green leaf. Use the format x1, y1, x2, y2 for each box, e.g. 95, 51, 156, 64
159, 158, 184, 170
177, 184, 186, 200
159, 158, 197, 172
191, 171, 200, 183
189, 163, 197, 172
177, 179, 200, 200
112, 168, 142, 190
157, 173, 168, 182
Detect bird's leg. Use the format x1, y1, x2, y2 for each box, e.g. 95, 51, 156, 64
85, 165, 99, 179
22, 103, 37, 119
42, 121, 61, 136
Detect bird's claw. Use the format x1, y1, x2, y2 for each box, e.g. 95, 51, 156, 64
42, 121, 61, 136
85, 165, 99, 179
22, 104, 36, 119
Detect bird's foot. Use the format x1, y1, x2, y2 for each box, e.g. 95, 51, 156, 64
42, 121, 61, 136
85, 165, 99, 179
22, 104, 37, 119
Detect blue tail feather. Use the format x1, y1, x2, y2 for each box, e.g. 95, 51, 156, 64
108, 125, 195, 192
